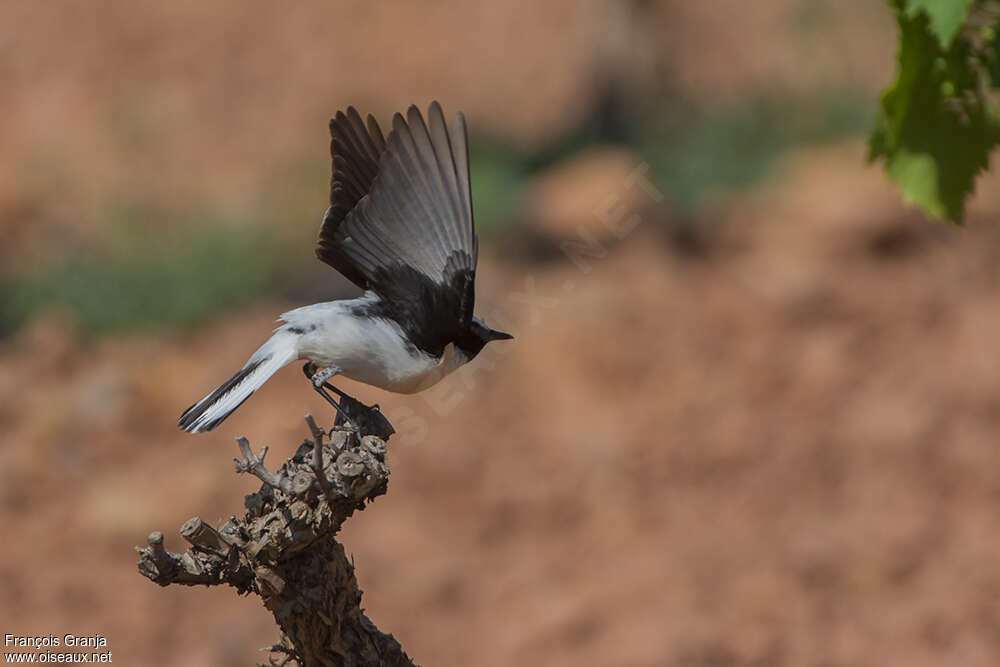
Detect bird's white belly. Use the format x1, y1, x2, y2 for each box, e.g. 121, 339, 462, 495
293, 310, 465, 394
354, 341, 461, 394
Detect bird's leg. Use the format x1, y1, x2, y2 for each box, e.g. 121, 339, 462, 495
314, 384, 357, 431
319, 382, 349, 401
304, 364, 356, 431
301, 363, 395, 439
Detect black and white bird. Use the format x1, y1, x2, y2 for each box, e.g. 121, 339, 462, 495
178, 101, 512, 434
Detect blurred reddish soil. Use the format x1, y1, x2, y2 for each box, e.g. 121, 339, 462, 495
4, 2, 998, 665
5, 143, 1000, 665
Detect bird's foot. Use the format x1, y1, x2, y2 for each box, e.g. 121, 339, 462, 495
333, 393, 395, 440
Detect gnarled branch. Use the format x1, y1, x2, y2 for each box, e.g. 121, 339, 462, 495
137, 407, 415, 667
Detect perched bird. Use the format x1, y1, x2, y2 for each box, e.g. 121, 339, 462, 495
179, 101, 512, 434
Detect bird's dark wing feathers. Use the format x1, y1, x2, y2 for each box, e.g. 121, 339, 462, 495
316, 101, 478, 356
316, 107, 388, 288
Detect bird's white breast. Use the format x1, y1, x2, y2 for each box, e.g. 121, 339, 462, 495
281, 298, 469, 394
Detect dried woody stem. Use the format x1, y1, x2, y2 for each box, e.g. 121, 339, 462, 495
136, 403, 412, 667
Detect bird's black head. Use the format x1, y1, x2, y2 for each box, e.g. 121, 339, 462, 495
456, 317, 514, 360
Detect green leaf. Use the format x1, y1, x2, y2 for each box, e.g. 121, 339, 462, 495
904, 0, 974, 47
869, 1, 1000, 224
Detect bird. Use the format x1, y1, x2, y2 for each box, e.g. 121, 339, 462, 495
178, 101, 513, 434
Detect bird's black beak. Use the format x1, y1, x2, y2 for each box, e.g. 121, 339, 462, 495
488, 328, 514, 341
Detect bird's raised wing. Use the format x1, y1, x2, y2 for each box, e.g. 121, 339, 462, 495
316, 102, 478, 355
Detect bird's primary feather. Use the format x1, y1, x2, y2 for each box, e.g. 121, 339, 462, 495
317, 107, 387, 288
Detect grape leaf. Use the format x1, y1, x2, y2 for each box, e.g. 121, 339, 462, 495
904, 0, 975, 47
869, 0, 1000, 224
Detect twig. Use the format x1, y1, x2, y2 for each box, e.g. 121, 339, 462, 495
305, 414, 337, 499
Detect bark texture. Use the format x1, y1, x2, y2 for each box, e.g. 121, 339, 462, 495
137, 402, 415, 667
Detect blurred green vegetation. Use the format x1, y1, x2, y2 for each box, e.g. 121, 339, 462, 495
643, 91, 873, 207
468, 142, 531, 234
0, 205, 296, 338
0, 91, 872, 340
465, 89, 873, 224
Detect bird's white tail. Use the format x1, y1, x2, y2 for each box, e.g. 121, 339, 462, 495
178, 330, 299, 433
